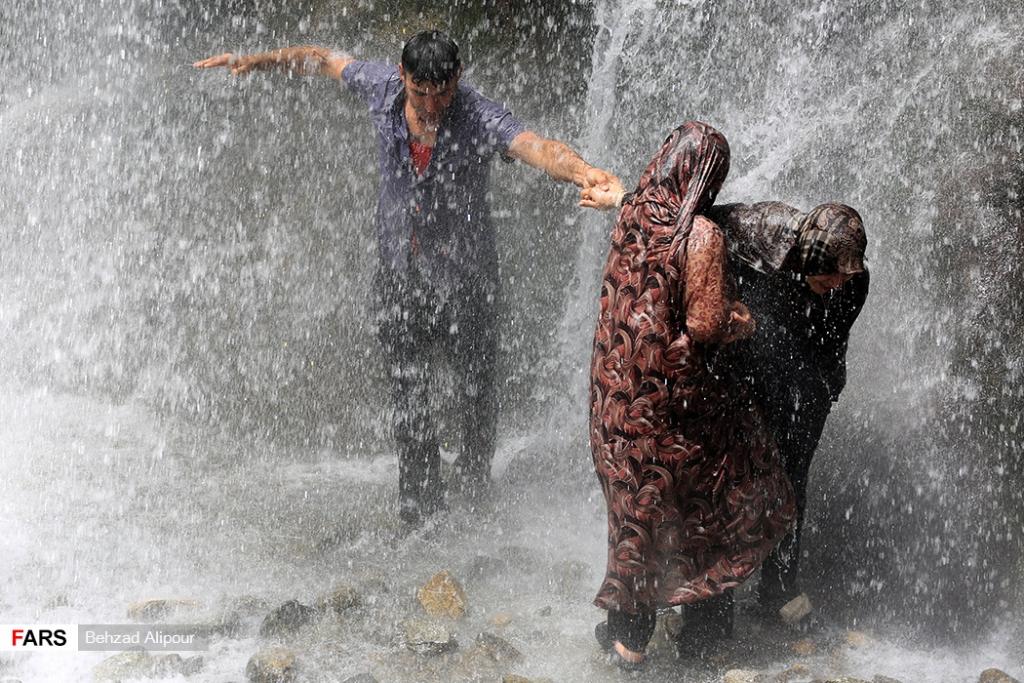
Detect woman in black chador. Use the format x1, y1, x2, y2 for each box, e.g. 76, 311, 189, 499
691, 200, 870, 635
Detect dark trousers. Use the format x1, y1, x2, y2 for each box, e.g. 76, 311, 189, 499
376, 266, 499, 520
752, 358, 833, 605
607, 609, 657, 652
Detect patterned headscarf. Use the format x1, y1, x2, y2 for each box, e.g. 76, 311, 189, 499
709, 201, 866, 276
626, 121, 731, 243
792, 204, 867, 276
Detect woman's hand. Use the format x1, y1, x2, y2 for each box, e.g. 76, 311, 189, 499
723, 301, 756, 343
579, 176, 626, 211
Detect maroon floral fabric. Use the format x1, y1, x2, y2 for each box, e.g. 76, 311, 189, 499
590, 121, 796, 614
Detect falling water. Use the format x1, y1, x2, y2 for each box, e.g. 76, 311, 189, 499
1, 1, 1021, 681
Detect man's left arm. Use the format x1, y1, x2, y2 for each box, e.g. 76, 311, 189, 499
507, 131, 617, 189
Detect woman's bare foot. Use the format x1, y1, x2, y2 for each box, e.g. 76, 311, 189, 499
613, 640, 645, 664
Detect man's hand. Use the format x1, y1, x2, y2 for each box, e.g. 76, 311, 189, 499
579, 176, 626, 211
579, 166, 619, 190
193, 52, 256, 75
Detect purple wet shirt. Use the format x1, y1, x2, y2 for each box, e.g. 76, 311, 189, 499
342, 61, 526, 288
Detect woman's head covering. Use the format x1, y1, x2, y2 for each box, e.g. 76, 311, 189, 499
709, 201, 867, 276
627, 121, 730, 240
791, 204, 867, 276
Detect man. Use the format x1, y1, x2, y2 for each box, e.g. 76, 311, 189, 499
195, 31, 617, 527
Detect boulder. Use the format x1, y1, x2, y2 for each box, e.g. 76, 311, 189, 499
791, 638, 816, 656
474, 632, 522, 663
489, 612, 514, 627
127, 598, 202, 621
417, 570, 467, 619
844, 631, 873, 648
979, 670, 1022, 683
402, 619, 457, 655
259, 600, 318, 638
724, 670, 766, 683
315, 584, 362, 617
774, 664, 812, 682
93, 651, 203, 681
779, 594, 812, 625
246, 647, 298, 683
872, 676, 904, 683
341, 675, 379, 683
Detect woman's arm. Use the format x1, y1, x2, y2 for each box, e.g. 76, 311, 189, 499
684, 216, 756, 344
193, 46, 354, 79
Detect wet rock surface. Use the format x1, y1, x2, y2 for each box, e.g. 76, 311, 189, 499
127, 598, 202, 621
402, 618, 457, 655
417, 570, 468, 619
979, 669, 1022, 683
259, 600, 318, 637
246, 646, 298, 683
315, 584, 362, 616
93, 651, 204, 681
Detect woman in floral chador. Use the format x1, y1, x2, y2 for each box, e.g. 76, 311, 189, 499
580, 121, 796, 668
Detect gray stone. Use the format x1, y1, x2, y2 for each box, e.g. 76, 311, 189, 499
315, 584, 361, 617
474, 632, 522, 663
246, 647, 297, 683
341, 675, 379, 683
979, 670, 1022, 683
402, 618, 457, 655
259, 600, 318, 638
724, 670, 766, 683
779, 593, 813, 625
93, 651, 203, 681
127, 598, 202, 621
872, 676, 905, 683
821, 678, 871, 683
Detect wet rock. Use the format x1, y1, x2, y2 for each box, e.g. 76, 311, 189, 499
872, 676, 904, 683
724, 670, 767, 683
979, 670, 1022, 683
844, 631, 873, 648
224, 595, 272, 616
402, 618, 457, 655
259, 600, 318, 637
779, 593, 812, 625
417, 570, 467, 619
821, 678, 871, 683
93, 651, 203, 681
774, 664, 812, 682
342, 675, 379, 683
246, 646, 297, 683
503, 677, 554, 683
194, 610, 243, 639
791, 638, 817, 656
536, 606, 552, 617
127, 598, 202, 621
489, 612, 513, 627
647, 610, 683, 654
315, 584, 361, 617
475, 632, 522, 663
467, 555, 508, 580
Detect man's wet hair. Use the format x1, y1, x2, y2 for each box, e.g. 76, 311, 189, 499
401, 30, 461, 84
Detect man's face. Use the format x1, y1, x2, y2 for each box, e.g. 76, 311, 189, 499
399, 66, 459, 130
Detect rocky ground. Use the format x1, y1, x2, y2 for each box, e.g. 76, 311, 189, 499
0, 387, 1021, 682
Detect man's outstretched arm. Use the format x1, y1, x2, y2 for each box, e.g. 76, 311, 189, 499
193, 46, 354, 79
507, 131, 617, 189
